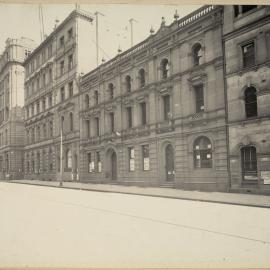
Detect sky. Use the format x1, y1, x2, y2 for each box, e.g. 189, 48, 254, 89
0, 3, 200, 62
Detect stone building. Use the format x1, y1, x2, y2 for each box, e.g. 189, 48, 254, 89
0, 37, 35, 180
23, 9, 94, 181
223, 5, 270, 194
79, 5, 229, 191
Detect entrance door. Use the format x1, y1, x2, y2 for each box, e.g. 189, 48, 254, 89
111, 151, 117, 181
241, 146, 258, 184
165, 144, 174, 181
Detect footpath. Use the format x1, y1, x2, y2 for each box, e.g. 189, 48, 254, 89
4, 179, 270, 208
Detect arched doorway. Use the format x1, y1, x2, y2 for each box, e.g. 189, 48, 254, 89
165, 144, 174, 181
110, 151, 117, 181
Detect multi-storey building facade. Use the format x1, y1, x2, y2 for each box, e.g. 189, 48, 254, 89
79, 5, 229, 191
0, 37, 35, 180
223, 5, 270, 194
23, 9, 94, 181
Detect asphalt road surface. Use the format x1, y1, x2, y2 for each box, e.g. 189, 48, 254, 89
0, 182, 270, 268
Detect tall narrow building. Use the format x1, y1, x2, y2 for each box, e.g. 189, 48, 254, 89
223, 5, 270, 194
0, 37, 35, 180
23, 9, 94, 181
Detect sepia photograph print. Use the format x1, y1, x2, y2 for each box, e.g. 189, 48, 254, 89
0, 1, 270, 269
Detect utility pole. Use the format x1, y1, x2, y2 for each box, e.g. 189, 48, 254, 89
94, 11, 105, 67
38, 4, 45, 42
129, 18, 138, 47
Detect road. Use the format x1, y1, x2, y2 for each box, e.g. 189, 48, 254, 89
0, 182, 270, 268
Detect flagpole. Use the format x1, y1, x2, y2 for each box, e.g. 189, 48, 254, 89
60, 125, 63, 186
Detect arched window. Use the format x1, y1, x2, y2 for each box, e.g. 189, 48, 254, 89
241, 146, 257, 181
161, 58, 169, 79
139, 68, 145, 88
66, 149, 72, 169
244, 87, 257, 118
193, 136, 212, 168
69, 112, 73, 131
125, 75, 131, 92
85, 94, 89, 109
108, 83, 114, 100
192, 43, 202, 66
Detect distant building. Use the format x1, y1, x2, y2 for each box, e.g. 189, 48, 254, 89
223, 5, 270, 194
0, 37, 35, 180
79, 5, 229, 191
23, 9, 94, 181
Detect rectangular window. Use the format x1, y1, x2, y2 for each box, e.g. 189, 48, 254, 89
163, 95, 170, 120
97, 152, 102, 172
95, 117, 100, 136
195, 85, 204, 113
42, 98, 46, 111
128, 147, 135, 171
68, 81, 73, 98
49, 94, 53, 107
140, 102, 147, 125
86, 120, 90, 138
48, 44, 52, 57
127, 107, 132, 128
42, 73, 46, 87
60, 60, 64, 75
50, 121, 53, 138
68, 28, 73, 40
109, 112, 114, 133
60, 36, 65, 47
68, 54, 73, 70
88, 153, 94, 172
36, 101, 40, 114
49, 68, 53, 82
61, 87, 65, 102
94, 91, 99, 105
242, 42, 255, 68
142, 145, 150, 171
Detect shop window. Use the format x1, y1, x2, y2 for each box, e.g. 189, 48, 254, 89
97, 152, 102, 172
142, 145, 150, 171
194, 136, 212, 168
241, 146, 257, 180
66, 149, 72, 169
88, 153, 95, 172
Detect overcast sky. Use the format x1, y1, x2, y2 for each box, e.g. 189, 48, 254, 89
0, 4, 200, 62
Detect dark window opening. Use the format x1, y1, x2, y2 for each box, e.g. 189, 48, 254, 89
163, 95, 170, 120
245, 87, 257, 118
195, 85, 204, 113
242, 42, 255, 68
193, 136, 212, 168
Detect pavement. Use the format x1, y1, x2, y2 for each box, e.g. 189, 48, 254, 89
3, 179, 270, 208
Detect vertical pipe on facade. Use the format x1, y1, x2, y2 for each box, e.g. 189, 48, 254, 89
221, 7, 232, 191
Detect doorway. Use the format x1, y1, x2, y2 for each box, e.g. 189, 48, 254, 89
165, 144, 174, 181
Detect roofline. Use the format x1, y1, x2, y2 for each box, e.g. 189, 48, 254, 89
81, 4, 220, 83
23, 8, 94, 66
